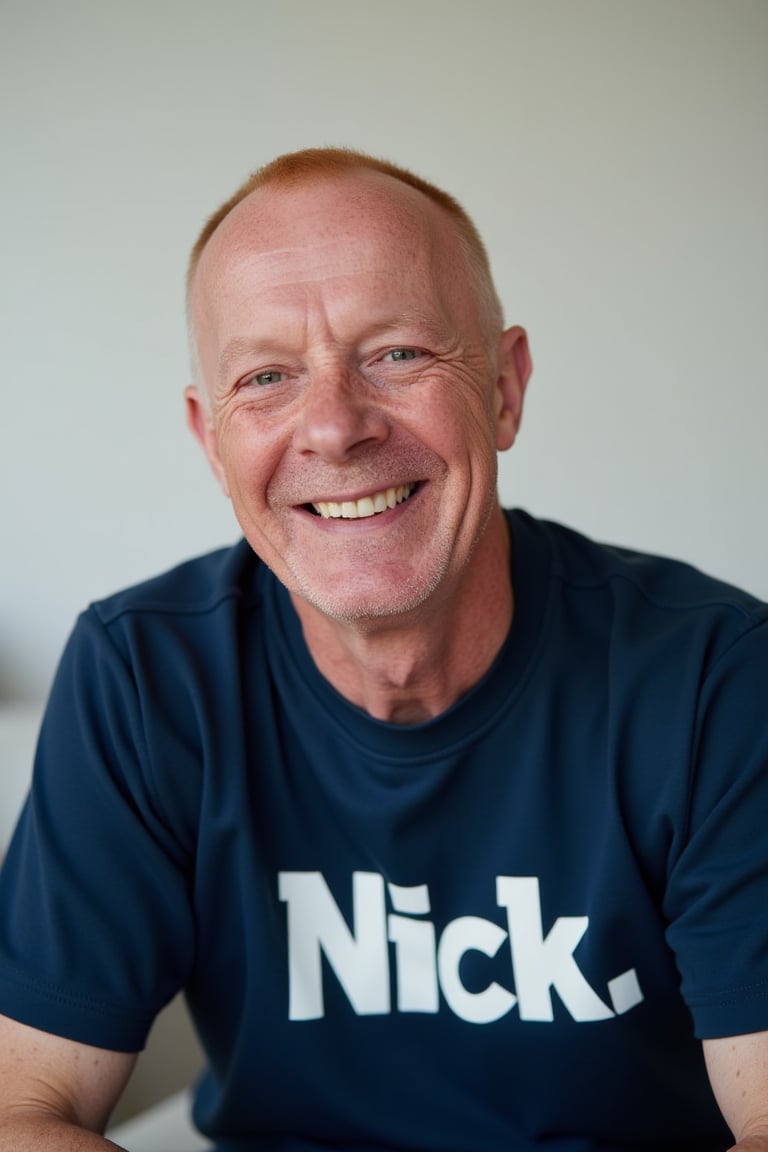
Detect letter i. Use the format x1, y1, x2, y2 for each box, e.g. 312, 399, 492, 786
387, 883, 439, 1013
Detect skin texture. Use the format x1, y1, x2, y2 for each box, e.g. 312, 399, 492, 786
704, 1032, 768, 1148
186, 170, 530, 722
0, 1013, 135, 1148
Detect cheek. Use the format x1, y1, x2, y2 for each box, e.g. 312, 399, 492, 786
423, 385, 498, 462
215, 425, 272, 505
217, 406, 272, 469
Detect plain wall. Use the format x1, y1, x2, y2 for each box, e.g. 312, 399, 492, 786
2, 0, 767, 706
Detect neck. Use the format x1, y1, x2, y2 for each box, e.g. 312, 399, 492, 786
291, 508, 513, 724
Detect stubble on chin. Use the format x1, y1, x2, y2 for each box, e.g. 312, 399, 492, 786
289, 540, 451, 624
287, 497, 496, 627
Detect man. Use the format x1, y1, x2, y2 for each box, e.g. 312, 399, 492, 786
0, 148, 766, 1150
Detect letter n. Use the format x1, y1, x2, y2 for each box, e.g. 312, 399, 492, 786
278, 871, 390, 1020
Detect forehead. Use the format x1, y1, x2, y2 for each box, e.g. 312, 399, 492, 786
191, 172, 461, 307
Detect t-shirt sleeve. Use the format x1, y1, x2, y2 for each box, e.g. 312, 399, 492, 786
663, 618, 768, 1039
0, 608, 196, 1052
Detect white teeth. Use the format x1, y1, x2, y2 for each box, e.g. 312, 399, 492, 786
313, 484, 415, 520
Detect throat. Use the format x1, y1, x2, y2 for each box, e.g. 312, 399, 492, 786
380, 699, 435, 726
296, 610, 479, 724
290, 504, 514, 724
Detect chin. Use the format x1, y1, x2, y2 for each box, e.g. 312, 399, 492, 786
295, 570, 445, 625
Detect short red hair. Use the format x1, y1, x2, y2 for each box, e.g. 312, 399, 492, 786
186, 146, 502, 334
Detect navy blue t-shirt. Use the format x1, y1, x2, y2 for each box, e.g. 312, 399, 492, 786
1, 510, 767, 1151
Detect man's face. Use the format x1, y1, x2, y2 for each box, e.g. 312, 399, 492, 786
187, 172, 528, 625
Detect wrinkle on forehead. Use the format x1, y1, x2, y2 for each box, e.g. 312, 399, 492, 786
199, 228, 445, 357
213, 237, 420, 295
192, 171, 451, 301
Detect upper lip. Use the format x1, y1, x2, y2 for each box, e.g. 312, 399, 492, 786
307, 482, 417, 519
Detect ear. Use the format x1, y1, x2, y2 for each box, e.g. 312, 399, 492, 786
494, 325, 532, 452
184, 385, 231, 497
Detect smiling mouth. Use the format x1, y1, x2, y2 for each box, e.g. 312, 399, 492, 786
308, 483, 417, 520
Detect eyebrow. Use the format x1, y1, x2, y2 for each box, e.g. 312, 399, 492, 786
218, 337, 275, 383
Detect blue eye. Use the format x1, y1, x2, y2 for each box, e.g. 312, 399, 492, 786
387, 348, 418, 362
253, 370, 283, 386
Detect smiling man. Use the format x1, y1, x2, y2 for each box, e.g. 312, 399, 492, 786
0, 148, 767, 1151
185, 160, 528, 723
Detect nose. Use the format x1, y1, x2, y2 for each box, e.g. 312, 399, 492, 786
293, 366, 389, 461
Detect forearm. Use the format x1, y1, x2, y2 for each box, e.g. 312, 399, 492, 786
0, 1114, 124, 1151
729, 1138, 768, 1152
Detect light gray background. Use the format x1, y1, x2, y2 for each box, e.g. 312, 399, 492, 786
2, 0, 766, 703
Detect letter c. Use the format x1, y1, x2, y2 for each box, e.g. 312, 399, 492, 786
437, 915, 516, 1024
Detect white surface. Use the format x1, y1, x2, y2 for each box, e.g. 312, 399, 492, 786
1, 1, 766, 695
108, 1090, 211, 1152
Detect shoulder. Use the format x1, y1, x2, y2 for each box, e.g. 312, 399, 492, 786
90, 537, 262, 627
55, 538, 274, 715
39, 540, 273, 850
508, 509, 768, 647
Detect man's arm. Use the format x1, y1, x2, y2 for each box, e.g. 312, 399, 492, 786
0, 1013, 136, 1150
704, 1032, 768, 1151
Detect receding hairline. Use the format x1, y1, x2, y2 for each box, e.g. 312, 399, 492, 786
186, 147, 500, 317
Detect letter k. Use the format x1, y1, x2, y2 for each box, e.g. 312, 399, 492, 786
496, 876, 614, 1022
